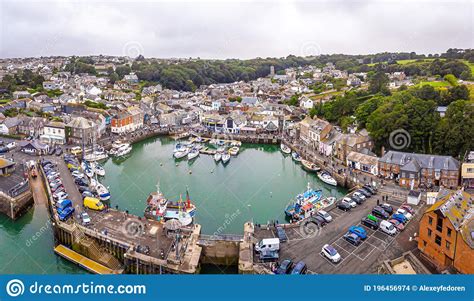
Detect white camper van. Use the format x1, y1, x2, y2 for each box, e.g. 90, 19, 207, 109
380, 220, 397, 235
255, 238, 280, 253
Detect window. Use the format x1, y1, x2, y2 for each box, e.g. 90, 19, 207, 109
428, 216, 433, 225
435, 235, 442, 246
428, 229, 432, 237
447, 228, 452, 237
423, 240, 427, 247
436, 217, 443, 232
446, 241, 451, 250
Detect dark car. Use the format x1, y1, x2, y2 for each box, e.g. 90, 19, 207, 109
363, 185, 376, 194
55, 148, 63, 156
343, 232, 361, 246
48, 147, 56, 155
74, 178, 88, 186
259, 250, 279, 262
77, 185, 90, 193
337, 201, 351, 211
350, 194, 364, 205
290, 261, 307, 274
313, 215, 327, 227
400, 204, 415, 215
372, 206, 389, 219
380, 203, 394, 215
358, 188, 372, 197
275, 259, 293, 274
58, 206, 75, 221
361, 216, 379, 230
276, 226, 288, 242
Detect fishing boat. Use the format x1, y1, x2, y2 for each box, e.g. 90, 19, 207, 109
280, 143, 291, 154
221, 153, 231, 164
284, 183, 323, 220
84, 150, 108, 162
95, 182, 110, 201
317, 171, 338, 186
144, 190, 169, 221
174, 148, 189, 159
301, 159, 320, 173
214, 152, 222, 162
115, 143, 132, 157
187, 148, 200, 160
173, 143, 186, 153
84, 167, 94, 178
93, 163, 106, 177
228, 146, 239, 156
291, 151, 302, 162
165, 189, 197, 218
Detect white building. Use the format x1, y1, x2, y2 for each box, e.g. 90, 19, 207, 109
40, 122, 66, 144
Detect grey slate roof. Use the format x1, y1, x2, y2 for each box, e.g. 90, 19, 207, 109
379, 150, 460, 171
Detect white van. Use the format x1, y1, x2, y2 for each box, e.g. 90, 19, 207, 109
255, 238, 280, 253
380, 220, 397, 235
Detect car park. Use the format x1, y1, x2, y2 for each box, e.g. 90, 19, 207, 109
348, 226, 367, 240
372, 206, 389, 219
343, 232, 361, 246
276, 226, 288, 242
275, 259, 293, 274
321, 244, 341, 263
380, 203, 394, 215
342, 197, 357, 208
396, 208, 413, 220
391, 213, 408, 224
290, 261, 307, 274
388, 219, 405, 232
317, 210, 332, 223
337, 201, 351, 211
361, 216, 379, 230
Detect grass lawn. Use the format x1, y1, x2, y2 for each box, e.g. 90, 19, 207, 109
0, 99, 11, 104
396, 58, 439, 65
466, 84, 474, 101
461, 60, 474, 76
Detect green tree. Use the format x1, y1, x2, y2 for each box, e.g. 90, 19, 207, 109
355, 96, 383, 128
368, 71, 390, 95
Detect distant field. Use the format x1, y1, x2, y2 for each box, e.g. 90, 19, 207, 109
461, 60, 474, 76
416, 81, 451, 88
466, 84, 474, 101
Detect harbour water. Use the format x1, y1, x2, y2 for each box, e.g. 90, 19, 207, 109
0, 136, 347, 273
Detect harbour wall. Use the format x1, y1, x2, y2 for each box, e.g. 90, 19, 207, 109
0, 188, 33, 220
198, 234, 243, 266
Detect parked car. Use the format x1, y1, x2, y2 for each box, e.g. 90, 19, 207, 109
388, 219, 405, 232
55, 148, 63, 156
82, 191, 94, 198
321, 244, 341, 263
380, 220, 397, 236
400, 204, 415, 215
48, 147, 56, 156
51, 185, 65, 193
396, 208, 413, 220
81, 212, 91, 225
391, 213, 408, 224
275, 226, 288, 242
290, 261, 307, 274
372, 206, 389, 219
361, 216, 379, 230
337, 201, 351, 211
54, 191, 68, 201
78, 185, 90, 193
342, 197, 357, 208
363, 185, 376, 194
348, 226, 367, 240
71, 171, 84, 178
275, 259, 293, 274
6, 142, 16, 149
353, 191, 366, 200
380, 203, 394, 215
58, 206, 75, 221
313, 215, 327, 227
343, 232, 361, 246
350, 194, 364, 205
259, 250, 279, 262
317, 210, 333, 223
358, 188, 372, 197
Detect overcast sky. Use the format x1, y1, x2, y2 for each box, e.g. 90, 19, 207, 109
0, 0, 472, 59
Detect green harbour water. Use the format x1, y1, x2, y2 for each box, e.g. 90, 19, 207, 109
0, 136, 347, 273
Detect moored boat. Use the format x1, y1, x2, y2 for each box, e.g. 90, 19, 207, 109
84, 150, 108, 162
214, 153, 222, 162
95, 182, 110, 201
284, 183, 323, 220
301, 159, 320, 173
174, 149, 189, 159
187, 148, 200, 160
291, 151, 302, 162
228, 146, 239, 156
222, 153, 231, 164
115, 143, 132, 157
93, 163, 106, 177
280, 143, 291, 154
317, 171, 337, 186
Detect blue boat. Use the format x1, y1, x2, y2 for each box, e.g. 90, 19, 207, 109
284, 183, 323, 219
